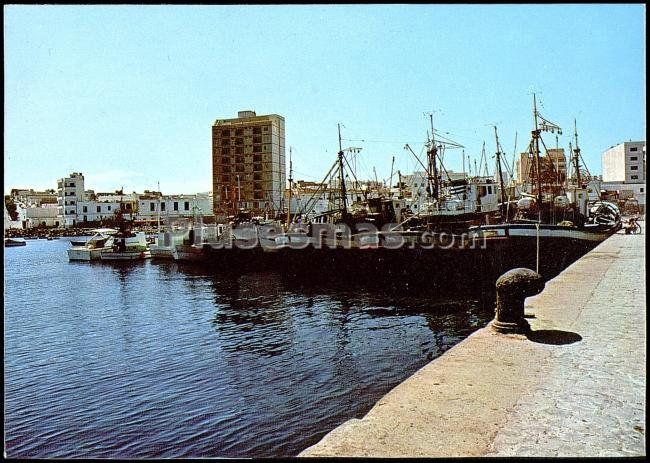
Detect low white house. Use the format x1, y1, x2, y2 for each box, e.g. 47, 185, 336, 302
23, 204, 60, 228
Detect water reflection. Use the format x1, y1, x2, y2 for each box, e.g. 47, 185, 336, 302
210, 273, 294, 357
6, 242, 496, 459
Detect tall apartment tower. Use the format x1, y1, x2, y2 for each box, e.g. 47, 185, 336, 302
212, 111, 285, 218
57, 172, 85, 228
602, 141, 646, 183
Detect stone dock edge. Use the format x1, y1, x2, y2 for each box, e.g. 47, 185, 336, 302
299, 227, 646, 457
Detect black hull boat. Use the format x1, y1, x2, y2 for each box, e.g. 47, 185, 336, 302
191, 221, 616, 290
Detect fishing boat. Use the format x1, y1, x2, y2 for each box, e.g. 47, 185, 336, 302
100, 231, 151, 261
465, 95, 620, 274
170, 202, 220, 262
98, 196, 151, 261
199, 107, 618, 286
4, 237, 27, 247
67, 228, 117, 261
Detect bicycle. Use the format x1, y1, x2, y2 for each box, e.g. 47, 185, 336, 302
624, 217, 642, 234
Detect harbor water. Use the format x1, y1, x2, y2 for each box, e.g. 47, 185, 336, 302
4, 238, 495, 458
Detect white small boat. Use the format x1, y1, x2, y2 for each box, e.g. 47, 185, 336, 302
67, 228, 117, 261
5, 237, 27, 247
100, 231, 151, 261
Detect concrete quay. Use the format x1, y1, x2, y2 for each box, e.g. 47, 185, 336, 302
300, 227, 646, 457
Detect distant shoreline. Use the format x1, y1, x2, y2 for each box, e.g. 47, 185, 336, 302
4, 226, 161, 239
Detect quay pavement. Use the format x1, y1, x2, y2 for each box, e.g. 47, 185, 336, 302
300, 226, 646, 457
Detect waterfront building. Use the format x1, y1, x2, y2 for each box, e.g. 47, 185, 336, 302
62, 190, 214, 227
22, 204, 60, 228
57, 172, 86, 228
136, 192, 214, 225
212, 111, 286, 219
601, 141, 646, 213
602, 141, 646, 183
10, 188, 58, 207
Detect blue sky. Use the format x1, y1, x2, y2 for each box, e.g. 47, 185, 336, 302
4, 4, 646, 195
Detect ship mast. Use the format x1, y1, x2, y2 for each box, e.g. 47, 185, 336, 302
287, 147, 293, 228
530, 94, 563, 221
337, 123, 348, 219
427, 113, 440, 202
532, 94, 543, 213
493, 126, 507, 222
157, 181, 161, 233
572, 119, 582, 188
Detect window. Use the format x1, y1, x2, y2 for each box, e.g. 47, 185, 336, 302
253, 127, 261, 134
70, 200, 75, 205
150, 203, 156, 211
630, 156, 638, 161
630, 147, 638, 152
640, 188, 644, 193
630, 166, 638, 170
184, 201, 190, 211
126, 204, 132, 210
631, 175, 639, 180
235, 129, 244, 136
161, 203, 166, 211
108, 206, 111, 211
174, 202, 179, 211
83, 206, 88, 213
221, 129, 230, 137
97, 206, 101, 213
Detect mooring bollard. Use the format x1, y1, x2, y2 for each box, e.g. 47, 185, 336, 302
492, 268, 545, 334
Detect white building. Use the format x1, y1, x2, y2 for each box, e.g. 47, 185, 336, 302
10, 189, 58, 207
22, 204, 60, 228
602, 141, 646, 183
601, 141, 646, 213
57, 172, 86, 227
137, 192, 214, 225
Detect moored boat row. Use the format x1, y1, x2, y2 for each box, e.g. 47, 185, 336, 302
63, 96, 623, 285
